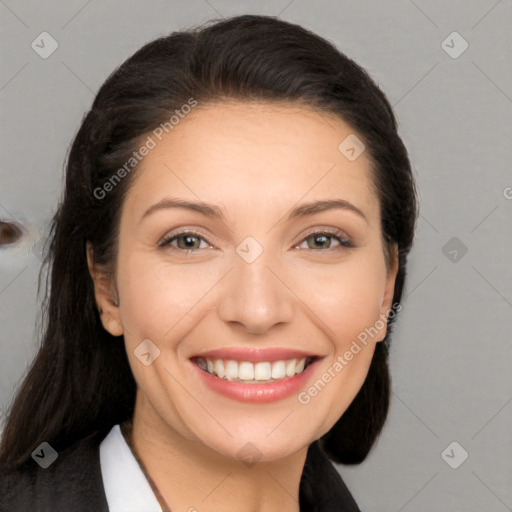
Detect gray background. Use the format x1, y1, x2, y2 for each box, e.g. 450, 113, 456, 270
1, 0, 511, 510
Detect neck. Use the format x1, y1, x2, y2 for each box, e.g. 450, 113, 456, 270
128, 401, 307, 512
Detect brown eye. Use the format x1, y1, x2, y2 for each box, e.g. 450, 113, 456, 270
175, 234, 202, 250
306, 234, 333, 250
0, 221, 23, 246
298, 231, 353, 251
158, 231, 212, 252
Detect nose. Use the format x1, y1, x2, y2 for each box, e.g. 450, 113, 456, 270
216, 250, 294, 334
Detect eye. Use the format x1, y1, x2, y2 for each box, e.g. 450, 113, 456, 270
296, 230, 353, 250
158, 231, 212, 251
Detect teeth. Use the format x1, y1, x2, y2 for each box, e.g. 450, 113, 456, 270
254, 362, 272, 381
271, 360, 286, 379
213, 359, 225, 379
239, 362, 254, 380
285, 359, 296, 377
225, 360, 238, 381
196, 356, 310, 382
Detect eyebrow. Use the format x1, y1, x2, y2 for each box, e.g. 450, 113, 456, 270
140, 197, 367, 224
140, 198, 227, 224
286, 199, 367, 223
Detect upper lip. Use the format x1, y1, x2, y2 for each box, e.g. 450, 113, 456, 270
190, 347, 322, 363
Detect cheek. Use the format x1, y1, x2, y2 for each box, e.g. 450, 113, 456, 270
290, 254, 387, 348
116, 253, 225, 344
293, 256, 387, 431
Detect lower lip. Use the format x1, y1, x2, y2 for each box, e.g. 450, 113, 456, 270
191, 359, 321, 403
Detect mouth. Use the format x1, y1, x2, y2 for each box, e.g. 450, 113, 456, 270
189, 348, 323, 402
192, 355, 318, 384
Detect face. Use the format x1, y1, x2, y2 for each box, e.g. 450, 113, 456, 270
89, 101, 397, 463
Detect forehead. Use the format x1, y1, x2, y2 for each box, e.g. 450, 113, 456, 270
123, 101, 379, 224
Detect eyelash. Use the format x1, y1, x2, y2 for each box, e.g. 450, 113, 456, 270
157, 228, 354, 252
296, 230, 354, 250
158, 231, 212, 252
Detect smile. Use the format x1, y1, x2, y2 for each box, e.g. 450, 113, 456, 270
189, 347, 323, 402
194, 357, 314, 383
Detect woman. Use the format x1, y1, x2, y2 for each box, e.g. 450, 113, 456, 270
0, 14, 417, 511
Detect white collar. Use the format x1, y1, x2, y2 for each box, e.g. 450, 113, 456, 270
99, 424, 162, 512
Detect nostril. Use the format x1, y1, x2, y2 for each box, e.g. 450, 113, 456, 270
0, 221, 23, 246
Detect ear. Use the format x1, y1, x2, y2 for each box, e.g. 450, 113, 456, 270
86, 241, 124, 337
376, 244, 399, 342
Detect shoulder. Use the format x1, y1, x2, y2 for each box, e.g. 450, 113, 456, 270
0, 430, 110, 512
300, 441, 361, 512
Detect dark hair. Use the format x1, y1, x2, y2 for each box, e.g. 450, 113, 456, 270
0, 14, 417, 468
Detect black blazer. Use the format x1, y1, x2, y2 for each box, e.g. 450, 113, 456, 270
0, 430, 361, 511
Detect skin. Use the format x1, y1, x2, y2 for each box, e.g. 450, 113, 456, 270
87, 101, 398, 512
